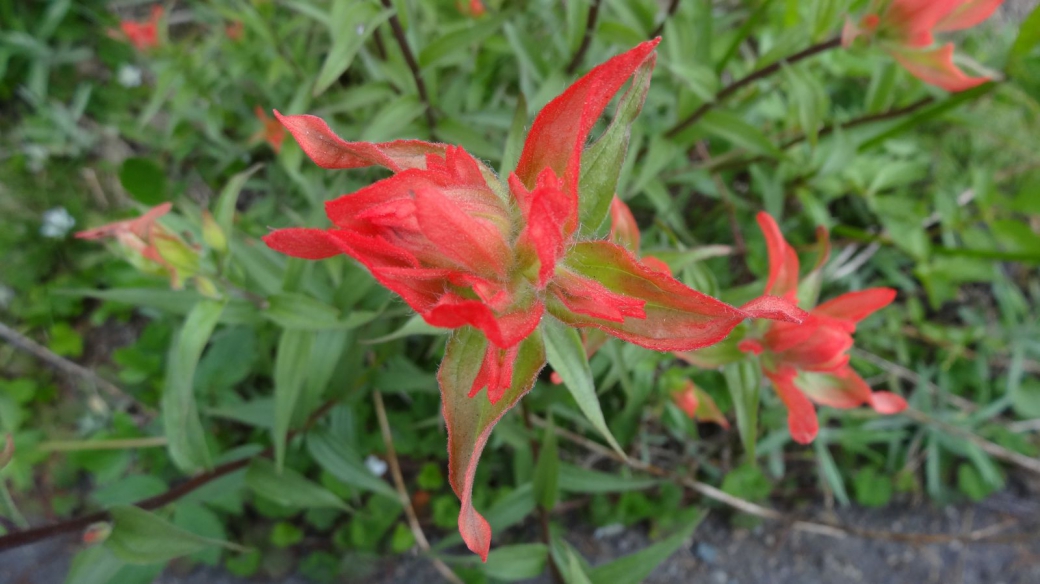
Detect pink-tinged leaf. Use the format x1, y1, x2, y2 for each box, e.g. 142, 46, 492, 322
274, 111, 446, 172
888, 44, 990, 92
792, 368, 873, 409
549, 268, 646, 323
870, 391, 909, 414
470, 343, 520, 404
514, 40, 659, 232
814, 288, 896, 324
765, 368, 819, 444
547, 241, 749, 351
609, 196, 640, 252
440, 326, 546, 561
515, 169, 571, 287
672, 381, 730, 429
76, 203, 173, 240
262, 228, 342, 260
740, 295, 809, 324
755, 212, 800, 301
641, 256, 672, 274
935, 0, 1004, 32
885, 0, 961, 47
414, 187, 511, 279
424, 292, 543, 349
672, 382, 700, 418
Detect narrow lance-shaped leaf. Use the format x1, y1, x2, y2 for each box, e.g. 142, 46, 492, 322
312, 3, 392, 97
588, 508, 706, 584
440, 326, 546, 561
105, 506, 246, 565
723, 359, 761, 461
306, 428, 398, 500
163, 299, 225, 472
244, 458, 350, 511
542, 316, 626, 458
272, 329, 314, 470
532, 416, 559, 511
577, 55, 656, 234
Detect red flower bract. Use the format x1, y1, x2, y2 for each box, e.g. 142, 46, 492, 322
263, 41, 806, 560
843, 0, 1003, 91
116, 5, 163, 51
739, 212, 908, 444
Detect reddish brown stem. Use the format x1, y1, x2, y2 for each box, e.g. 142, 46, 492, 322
666, 36, 842, 138
379, 0, 437, 138
565, 0, 602, 75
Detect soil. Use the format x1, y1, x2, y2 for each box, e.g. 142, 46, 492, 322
5, 480, 1040, 584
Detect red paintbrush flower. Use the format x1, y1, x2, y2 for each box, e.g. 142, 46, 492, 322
75, 203, 200, 289
737, 213, 907, 444
114, 5, 164, 51
843, 0, 1003, 91
263, 41, 805, 560
253, 106, 286, 153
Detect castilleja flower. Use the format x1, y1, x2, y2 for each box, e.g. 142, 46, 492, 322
737, 213, 907, 444
843, 0, 1003, 91
457, 0, 487, 17
113, 5, 164, 51
264, 40, 805, 560
76, 203, 199, 289
253, 106, 286, 153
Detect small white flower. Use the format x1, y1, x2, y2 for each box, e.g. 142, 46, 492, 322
365, 455, 388, 477
117, 64, 142, 88
40, 207, 76, 238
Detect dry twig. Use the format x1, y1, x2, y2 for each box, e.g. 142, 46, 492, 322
374, 391, 464, 584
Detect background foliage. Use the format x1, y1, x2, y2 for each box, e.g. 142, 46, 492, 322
1, 0, 1039, 582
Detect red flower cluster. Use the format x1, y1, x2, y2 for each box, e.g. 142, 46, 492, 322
738, 213, 908, 444
263, 41, 806, 559
114, 5, 163, 51
843, 0, 1003, 91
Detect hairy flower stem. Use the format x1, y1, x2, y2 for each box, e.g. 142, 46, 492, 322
565, 0, 602, 74
666, 36, 842, 138
379, 0, 437, 138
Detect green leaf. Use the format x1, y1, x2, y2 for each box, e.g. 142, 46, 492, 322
699, 110, 784, 158
542, 316, 626, 458
484, 543, 548, 581
715, 0, 775, 73
312, 2, 392, 97
306, 428, 398, 500
722, 360, 761, 461
814, 439, 850, 505
419, 14, 507, 69
782, 62, 829, 146
272, 329, 313, 470
588, 508, 706, 584
361, 313, 448, 344
214, 164, 262, 239
500, 92, 528, 176
559, 545, 594, 584
106, 506, 244, 565
852, 467, 892, 508
858, 83, 996, 151
57, 288, 258, 325
65, 546, 124, 584
118, 157, 167, 205
558, 463, 658, 494
163, 300, 225, 472
532, 417, 559, 511
721, 464, 772, 502
264, 292, 378, 330
440, 327, 545, 559
1009, 4, 1040, 102
577, 56, 654, 235
244, 458, 350, 511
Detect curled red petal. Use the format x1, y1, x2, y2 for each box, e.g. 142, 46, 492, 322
273, 111, 446, 172
755, 212, 800, 301
516, 169, 571, 287
262, 227, 342, 260
423, 293, 543, 349
515, 40, 659, 233
813, 288, 896, 324
766, 368, 819, 444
